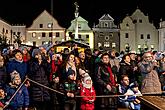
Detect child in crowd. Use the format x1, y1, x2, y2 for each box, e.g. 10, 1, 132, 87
124, 81, 142, 110
59, 67, 78, 110
80, 75, 96, 110
5, 71, 29, 110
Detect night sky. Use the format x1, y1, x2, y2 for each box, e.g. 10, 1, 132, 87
0, 0, 164, 28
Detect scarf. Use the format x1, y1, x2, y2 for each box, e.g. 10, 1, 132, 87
107, 66, 116, 86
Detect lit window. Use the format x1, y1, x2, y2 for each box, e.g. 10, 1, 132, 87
32, 32, 36, 38
98, 43, 102, 47
78, 24, 81, 29
112, 43, 116, 48
104, 42, 110, 47
47, 23, 53, 28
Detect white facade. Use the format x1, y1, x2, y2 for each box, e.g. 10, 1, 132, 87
26, 10, 65, 46
0, 18, 26, 45
120, 9, 158, 53
66, 16, 94, 49
158, 20, 165, 51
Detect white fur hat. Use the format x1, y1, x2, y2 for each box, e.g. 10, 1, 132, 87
10, 70, 21, 81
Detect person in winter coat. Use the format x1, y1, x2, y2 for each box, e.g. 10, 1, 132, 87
138, 52, 161, 93
95, 52, 118, 109
5, 71, 29, 110
6, 49, 28, 81
118, 75, 130, 108
124, 81, 142, 110
28, 49, 51, 110
59, 67, 79, 110
80, 75, 96, 110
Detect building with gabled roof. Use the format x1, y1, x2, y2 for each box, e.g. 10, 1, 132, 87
66, 16, 94, 49
26, 10, 66, 46
120, 8, 158, 53
92, 14, 120, 52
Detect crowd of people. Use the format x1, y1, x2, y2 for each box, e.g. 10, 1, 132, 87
0, 45, 165, 110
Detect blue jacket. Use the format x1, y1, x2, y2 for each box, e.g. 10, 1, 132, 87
6, 59, 27, 80
5, 84, 29, 109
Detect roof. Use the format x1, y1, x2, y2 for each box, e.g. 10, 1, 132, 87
99, 14, 114, 21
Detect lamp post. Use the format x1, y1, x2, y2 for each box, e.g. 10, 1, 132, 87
74, 2, 79, 40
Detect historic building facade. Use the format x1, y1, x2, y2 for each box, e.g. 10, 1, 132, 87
26, 10, 65, 47
92, 14, 120, 52
66, 16, 94, 49
158, 20, 165, 51
120, 8, 158, 53
0, 18, 26, 45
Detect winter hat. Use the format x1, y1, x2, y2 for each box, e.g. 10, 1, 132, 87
32, 48, 41, 57
67, 67, 75, 77
82, 75, 92, 89
10, 70, 21, 81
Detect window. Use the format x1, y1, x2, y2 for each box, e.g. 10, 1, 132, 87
42, 41, 46, 45
112, 43, 116, 48
133, 19, 137, 23
17, 32, 21, 35
42, 32, 46, 37
32, 32, 36, 38
104, 42, 110, 47
125, 33, 129, 38
139, 19, 142, 23
147, 34, 150, 39
40, 24, 43, 28
78, 24, 81, 29
104, 22, 108, 27
109, 33, 113, 37
47, 23, 53, 28
49, 32, 52, 37
151, 45, 154, 50
164, 32, 165, 38
98, 43, 102, 47
140, 34, 144, 39
56, 32, 59, 37
13, 32, 16, 35
6, 30, 8, 34
99, 32, 104, 37
86, 35, 89, 39
78, 34, 81, 39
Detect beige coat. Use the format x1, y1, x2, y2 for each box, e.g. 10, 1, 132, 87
138, 61, 161, 93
